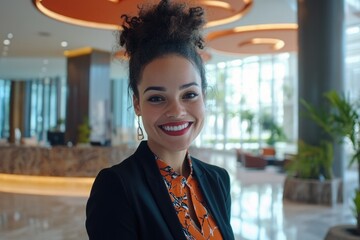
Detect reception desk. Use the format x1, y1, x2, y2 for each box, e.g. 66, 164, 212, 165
0, 144, 136, 177
0, 144, 218, 196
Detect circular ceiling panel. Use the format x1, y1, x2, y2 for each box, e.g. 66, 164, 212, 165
206, 24, 298, 55
33, 0, 253, 30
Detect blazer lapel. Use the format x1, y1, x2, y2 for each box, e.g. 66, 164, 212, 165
135, 142, 186, 240
192, 159, 228, 238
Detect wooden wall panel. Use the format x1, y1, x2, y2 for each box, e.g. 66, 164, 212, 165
65, 49, 111, 145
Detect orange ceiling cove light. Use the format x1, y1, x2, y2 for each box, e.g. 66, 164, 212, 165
206, 23, 298, 55
238, 38, 286, 51
33, 0, 253, 30
200, 0, 253, 28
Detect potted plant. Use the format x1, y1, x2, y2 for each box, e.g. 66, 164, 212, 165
240, 109, 255, 140
353, 190, 360, 233
286, 140, 334, 180
259, 112, 287, 146
77, 117, 91, 145
283, 139, 341, 205
301, 90, 360, 235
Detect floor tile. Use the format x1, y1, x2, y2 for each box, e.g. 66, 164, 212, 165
0, 150, 357, 240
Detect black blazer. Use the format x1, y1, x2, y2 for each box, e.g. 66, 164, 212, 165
86, 141, 234, 240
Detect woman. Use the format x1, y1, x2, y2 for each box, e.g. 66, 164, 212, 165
85, 0, 234, 239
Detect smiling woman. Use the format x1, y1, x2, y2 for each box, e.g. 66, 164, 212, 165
85, 0, 235, 239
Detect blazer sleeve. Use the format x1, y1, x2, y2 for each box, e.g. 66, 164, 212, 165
223, 168, 232, 222
86, 168, 137, 240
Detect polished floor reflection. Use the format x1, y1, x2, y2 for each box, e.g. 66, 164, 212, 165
0, 150, 357, 240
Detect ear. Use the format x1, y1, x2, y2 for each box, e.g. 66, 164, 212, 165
133, 95, 141, 116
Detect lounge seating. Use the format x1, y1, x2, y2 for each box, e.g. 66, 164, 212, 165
261, 147, 276, 160
242, 152, 267, 169
261, 147, 280, 166
236, 149, 267, 169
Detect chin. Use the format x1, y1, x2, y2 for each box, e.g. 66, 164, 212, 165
163, 138, 193, 152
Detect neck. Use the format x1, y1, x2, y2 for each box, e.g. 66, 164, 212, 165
147, 142, 188, 175
159, 150, 187, 173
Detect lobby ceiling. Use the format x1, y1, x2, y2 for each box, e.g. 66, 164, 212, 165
0, 0, 359, 79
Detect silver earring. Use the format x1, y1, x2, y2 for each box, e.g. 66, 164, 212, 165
137, 116, 144, 141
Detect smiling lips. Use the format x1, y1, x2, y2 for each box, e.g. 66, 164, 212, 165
159, 122, 192, 136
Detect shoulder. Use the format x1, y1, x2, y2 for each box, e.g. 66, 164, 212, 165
95, 141, 159, 186
191, 157, 230, 186
105, 141, 153, 177
92, 154, 139, 191
90, 149, 150, 204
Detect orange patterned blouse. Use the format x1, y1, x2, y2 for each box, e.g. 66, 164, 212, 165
156, 155, 223, 240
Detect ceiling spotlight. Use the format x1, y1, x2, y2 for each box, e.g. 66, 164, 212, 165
7, 33, 13, 39
61, 41, 68, 47
3, 39, 10, 46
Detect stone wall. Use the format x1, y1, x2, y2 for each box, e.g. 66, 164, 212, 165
0, 144, 136, 177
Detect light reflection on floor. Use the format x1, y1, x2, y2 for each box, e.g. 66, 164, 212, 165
0, 150, 357, 240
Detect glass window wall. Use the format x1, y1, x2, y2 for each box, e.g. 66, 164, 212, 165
0, 79, 11, 139
198, 53, 297, 151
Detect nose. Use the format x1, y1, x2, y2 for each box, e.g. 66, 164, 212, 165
166, 100, 186, 118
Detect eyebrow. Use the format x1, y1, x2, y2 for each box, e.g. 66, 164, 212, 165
180, 82, 199, 90
143, 82, 199, 94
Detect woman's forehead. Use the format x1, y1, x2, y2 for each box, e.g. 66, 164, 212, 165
139, 55, 201, 86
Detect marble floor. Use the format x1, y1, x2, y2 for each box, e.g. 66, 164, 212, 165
0, 150, 357, 240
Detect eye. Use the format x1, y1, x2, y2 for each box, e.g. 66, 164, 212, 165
183, 92, 199, 100
147, 95, 165, 103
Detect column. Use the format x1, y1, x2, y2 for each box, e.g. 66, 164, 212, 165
9, 81, 31, 143
297, 0, 345, 178
65, 48, 111, 145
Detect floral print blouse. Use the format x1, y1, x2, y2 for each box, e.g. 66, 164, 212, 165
156, 155, 223, 240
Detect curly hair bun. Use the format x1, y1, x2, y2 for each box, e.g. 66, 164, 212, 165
119, 0, 206, 58
119, 0, 208, 98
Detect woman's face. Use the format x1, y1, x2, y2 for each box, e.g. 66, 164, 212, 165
134, 54, 205, 154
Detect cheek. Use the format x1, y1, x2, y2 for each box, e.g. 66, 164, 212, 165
193, 101, 206, 120
140, 105, 161, 124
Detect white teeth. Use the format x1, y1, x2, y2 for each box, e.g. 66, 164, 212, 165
162, 123, 189, 131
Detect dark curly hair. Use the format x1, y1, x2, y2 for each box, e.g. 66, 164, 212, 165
119, 0, 207, 98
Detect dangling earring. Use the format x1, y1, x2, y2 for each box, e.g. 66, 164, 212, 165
137, 116, 144, 141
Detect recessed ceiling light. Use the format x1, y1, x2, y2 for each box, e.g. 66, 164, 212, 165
7, 33, 13, 39
3, 39, 10, 46
61, 41, 68, 47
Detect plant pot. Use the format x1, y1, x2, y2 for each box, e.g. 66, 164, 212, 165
324, 224, 360, 240
283, 176, 341, 206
